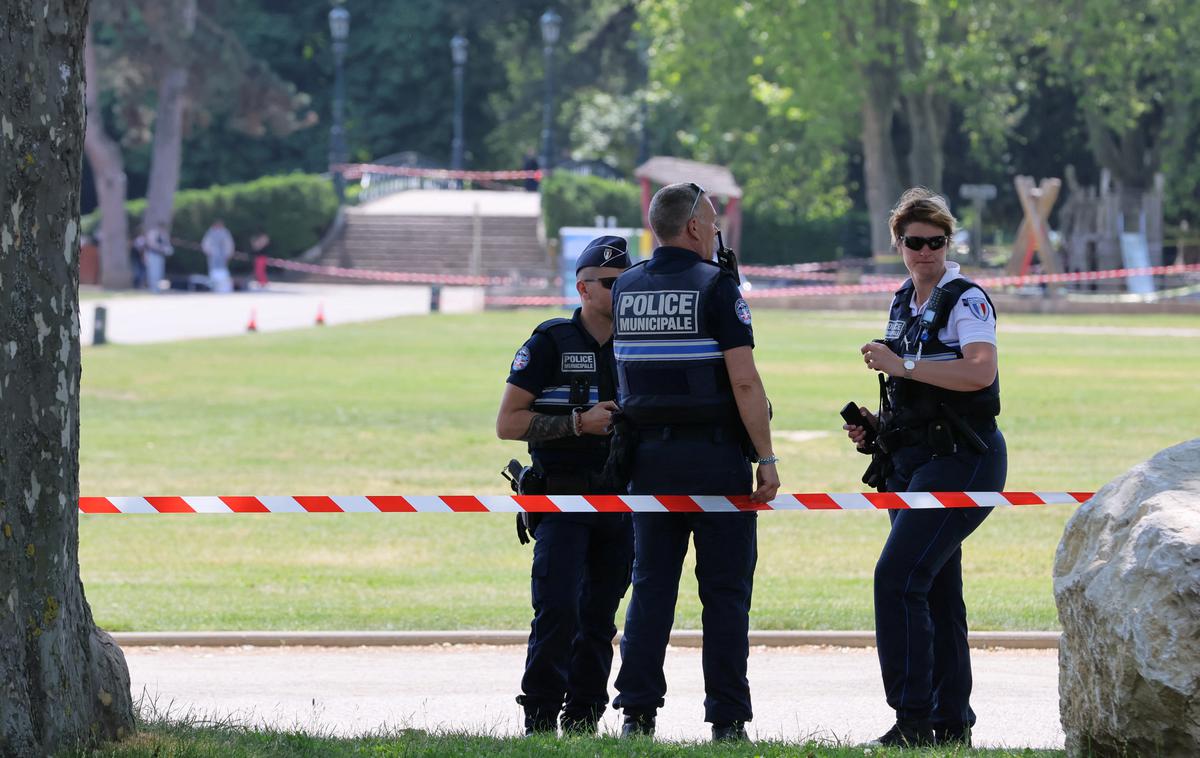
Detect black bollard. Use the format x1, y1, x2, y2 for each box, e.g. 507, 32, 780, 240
93, 305, 107, 346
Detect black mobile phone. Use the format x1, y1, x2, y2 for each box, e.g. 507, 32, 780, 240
840, 402, 876, 448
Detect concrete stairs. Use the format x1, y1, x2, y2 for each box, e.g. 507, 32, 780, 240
316, 209, 554, 286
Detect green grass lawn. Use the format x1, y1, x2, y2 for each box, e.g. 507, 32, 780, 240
78, 309, 1199, 632
75, 721, 1065, 758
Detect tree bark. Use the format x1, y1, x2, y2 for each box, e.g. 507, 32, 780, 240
861, 66, 902, 256
0, 2, 136, 755
83, 26, 131, 290
141, 0, 197, 234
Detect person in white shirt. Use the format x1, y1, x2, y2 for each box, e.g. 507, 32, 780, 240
844, 187, 1007, 749
201, 219, 235, 293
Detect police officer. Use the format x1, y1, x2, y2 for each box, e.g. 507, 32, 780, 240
496, 236, 635, 737
609, 183, 780, 742
844, 188, 1007, 748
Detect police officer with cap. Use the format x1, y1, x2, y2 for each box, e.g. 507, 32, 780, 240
496, 235, 635, 737
609, 183, 780, 742
845, 188, 1007, 748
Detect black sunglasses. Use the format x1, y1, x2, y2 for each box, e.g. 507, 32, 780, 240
583, 277, 618, 290
900, 235, 949, 252
687, 182, 706, 219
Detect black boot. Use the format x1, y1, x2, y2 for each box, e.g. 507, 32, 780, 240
523, 712, 557, 737
711, 721, 749, 742
935, 723, 972, 746
868, 719, 935, 747
620, 711, 656, 738
560, 707, 601, 736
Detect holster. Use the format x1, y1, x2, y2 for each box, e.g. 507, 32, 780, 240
861, 450, 893, 492
598, 410, 638, 494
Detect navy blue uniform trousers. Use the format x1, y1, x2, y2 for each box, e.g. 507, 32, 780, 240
521, 513, 633, 720
876, 428, 1007, 728
613, 431, 756, 725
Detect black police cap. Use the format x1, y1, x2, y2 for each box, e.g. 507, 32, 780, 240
575, 235, 630, 273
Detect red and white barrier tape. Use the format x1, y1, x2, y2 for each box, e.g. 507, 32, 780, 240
334, 163, 541, 183
746, 262, 1200, 299
79, 492, 1092, 514
259, 255, 510, 286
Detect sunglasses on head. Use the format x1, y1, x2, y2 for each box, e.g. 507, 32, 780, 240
582, 277, 618, 290
687, 182, 706, 219
900, 234, 949, 252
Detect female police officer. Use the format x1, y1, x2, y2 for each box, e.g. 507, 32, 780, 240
844, 188, 1007, 748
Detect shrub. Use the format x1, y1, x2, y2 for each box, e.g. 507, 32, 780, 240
540, 172, 642, 238
82, 173, 339, 275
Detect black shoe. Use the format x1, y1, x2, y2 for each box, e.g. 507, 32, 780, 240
521, 710, 558, 737
620, 712, 656, 738
560, 711, 600, 736
935, 724, 972, 746
711, 721, 749, 742
868, 720, 935, 747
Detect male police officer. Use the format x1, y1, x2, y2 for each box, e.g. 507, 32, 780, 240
496, 236, 635, 737
610, 184, 780, 742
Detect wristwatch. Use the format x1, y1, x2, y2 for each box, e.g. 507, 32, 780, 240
903, 359, 916, 379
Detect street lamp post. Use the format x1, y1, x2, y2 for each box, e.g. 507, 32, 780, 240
539, 9, 561, 175
450, 34, 468, 176
636, 34, 650, 166
328, 4, 350, 206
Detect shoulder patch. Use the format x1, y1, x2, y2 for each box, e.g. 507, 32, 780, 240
511, 346, 531, 372
734, 298, 753, 326
961, 297, 992, 321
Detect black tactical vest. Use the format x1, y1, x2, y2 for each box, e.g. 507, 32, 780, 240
526, 315, 612, 470
882, 277, 1001, 427
611, 257, 739, 427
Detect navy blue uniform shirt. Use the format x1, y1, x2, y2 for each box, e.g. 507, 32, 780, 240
640, 246, 755, 352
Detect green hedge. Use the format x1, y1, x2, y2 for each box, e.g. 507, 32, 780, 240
82, 173, 339, 276
540, 172, 642, 239
741, 208, 872, 264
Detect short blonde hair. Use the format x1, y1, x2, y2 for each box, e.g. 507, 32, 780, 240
889, 187, 956, 245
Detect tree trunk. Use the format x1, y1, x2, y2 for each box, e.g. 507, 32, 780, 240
142, 0, 197, 234
83, 27, 131, 290
0, 3, 136, 755
861, 67, 902, 256
902, 88, 948, 192
899, 17, 950, 193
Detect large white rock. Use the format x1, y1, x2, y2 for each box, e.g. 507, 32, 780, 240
1053, 439, 1200, 757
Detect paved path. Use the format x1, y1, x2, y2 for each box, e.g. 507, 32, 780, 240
126, 644, 1064, 748
79, 284, 481, 346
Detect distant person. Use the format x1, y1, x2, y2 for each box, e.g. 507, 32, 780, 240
142, 224, 173, 293
130, 231, 147, 289
201, 219, 235, 293
845, 187, 1006, 749
250, 231, 271, 289
523, 150, 539, 192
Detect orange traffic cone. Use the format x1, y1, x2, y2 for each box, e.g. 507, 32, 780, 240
246, 308, 258, 332
315, 302, 326, 326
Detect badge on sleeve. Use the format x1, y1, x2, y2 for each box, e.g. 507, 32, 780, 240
962, 297, 992, 321
734, 298, 753, 326
511, 346, 531, 371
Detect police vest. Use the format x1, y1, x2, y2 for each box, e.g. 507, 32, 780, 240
611, 258, 739, 427
883, 277, 1001, 427
526, 317, 610, 467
